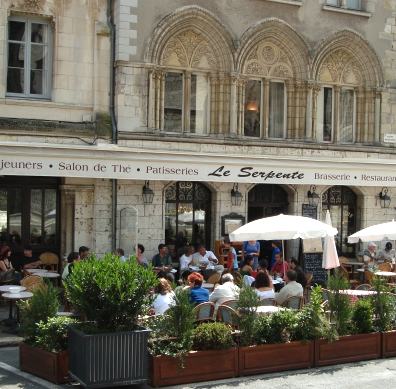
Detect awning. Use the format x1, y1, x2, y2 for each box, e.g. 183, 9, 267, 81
1, 141, 396, 186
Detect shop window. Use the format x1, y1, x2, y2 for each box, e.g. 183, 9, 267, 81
244, 80, 261, 137
165, 182, 211, 256
322, 186, 357, 256
268, 81, 286, 139
326, 0, 362, 10
7, 17, 52, 98
0, 178, 59, 254
317, 87, 333, 142
163, 72, 209, 134
339, 88, 355, 143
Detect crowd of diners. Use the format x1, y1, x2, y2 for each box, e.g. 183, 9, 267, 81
0, 239, 307, 317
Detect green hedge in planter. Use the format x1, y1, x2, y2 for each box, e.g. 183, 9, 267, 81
192, 322, 234, 351
351, 298, 374, 334
371, 277, 396, 332
64, 254, 158, 332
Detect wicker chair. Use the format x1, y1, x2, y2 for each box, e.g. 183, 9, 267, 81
39, 252, 59, 272
193, 302, 215, 323
207, 272, 221, 285
221, 299, 238, 309
356, 283, 371, 291
259, 298, 275, 306
216, 305, 239, 329
378, 262, 392, 272
20, 275, 44, 292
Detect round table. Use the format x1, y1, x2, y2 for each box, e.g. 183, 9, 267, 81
26, 269, 48, 274
40, 272, 60, 278
0, 285, 26, 293
2, 291, 33, 323
339, 289, 377, 297
256, 306, 285, 315
375, 271, 396, 277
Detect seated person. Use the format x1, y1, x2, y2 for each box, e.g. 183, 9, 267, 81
115, 248, 126, 262
175, 269, 191, 292
136, 244, 148, 267
179, 245, 194, 272
270, 253, 289, 279
0, 245, 18, 282
243, 240, 260, 271
188, 272, 209, 305
240, 255, 254, 276
62, 251, 79, 280
152, 278, 175, 315
209, 273, 240, 308
78, 246, 90, 260
254, 270, 275, 300
223, 238, 239, 272
274, 270, 303, 306
289, 258, 307, 288
191, 245, 224, 279
377, 242, 394, 263
363, 242, 377, 268
20, 245, 42, 270
152, 243, 174, 281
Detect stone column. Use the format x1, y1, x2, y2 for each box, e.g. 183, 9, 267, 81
229, 75, 238, 136
286, 80, 295, 139
311, 83, 321, 142
305, 82, 314, 140
184, 71, 191, 132
218, 76, 225, 134
210, 74, 218, 134
263, 79, 270, 138
355, 87, 365, 143
374, 88, 382, 144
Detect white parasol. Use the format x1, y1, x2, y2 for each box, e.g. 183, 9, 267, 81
322, 210, 340, 270
348, 220, 396, 243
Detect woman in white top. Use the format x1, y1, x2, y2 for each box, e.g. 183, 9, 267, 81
179, 245, 194, 272
253, 270, 275, 300
152, 278, 175, 315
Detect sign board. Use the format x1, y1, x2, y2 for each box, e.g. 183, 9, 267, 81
384, 134, 396, 143
303, 252, 327, 286
302, 204, 317, 219
303, 238, 323, 254
3, 143, 396, 186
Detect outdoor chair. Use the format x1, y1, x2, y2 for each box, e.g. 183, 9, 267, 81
340, 264, 359, 288
207, 272, 221, 285
20, 275, 44, 292
216, 305, 239, 329
364, 270, 374, 284
221, 299, 238, 309
356, 283, 371, 291
193, 302, 215, 323
282, 295, 304, 310
259, 298, 275, 306
378, 262, 392, 272
39, 252, 59, 272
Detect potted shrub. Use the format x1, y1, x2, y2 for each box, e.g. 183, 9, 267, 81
150, 289, 238, 387
314, 274, 381, 367
370, 277, 396, 357
19, 283, 76, 384
64, 254, 158, 388
238, 286, 326, 376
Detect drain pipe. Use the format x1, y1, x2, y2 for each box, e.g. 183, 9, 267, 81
107, 0, 118, 252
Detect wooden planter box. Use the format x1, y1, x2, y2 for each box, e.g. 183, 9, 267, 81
314, 333, 381, 367
238, 341, 314, 376
151, 348, 238, 387
382, 330, 396, 358
19, 342, 69, 384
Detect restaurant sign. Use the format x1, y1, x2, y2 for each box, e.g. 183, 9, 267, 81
2, 146, 396, 187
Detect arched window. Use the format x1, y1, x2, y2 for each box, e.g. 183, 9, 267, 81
165, 182, 212, 252
322, 186, 357, 256
248, 184, 289, 222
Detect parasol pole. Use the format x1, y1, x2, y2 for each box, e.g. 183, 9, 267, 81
282, 240, 285, 277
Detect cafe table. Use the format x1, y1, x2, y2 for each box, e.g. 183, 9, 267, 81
339, 289, 377, 297
2, 291, 33, 324
0, 285, 27, 324
256, 305, 285, 315
375, 271, 396, 277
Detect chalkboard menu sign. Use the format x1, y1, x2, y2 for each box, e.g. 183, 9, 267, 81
303, 252, 327, 285
302, 204, 317, 219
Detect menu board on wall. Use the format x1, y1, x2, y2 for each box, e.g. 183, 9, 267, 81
302, 204, 318, 219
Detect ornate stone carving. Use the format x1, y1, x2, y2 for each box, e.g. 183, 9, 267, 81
244, 42, 293, 78
161, 29, 219, 70
318, 48, 363, 86
16, 0, 45, 12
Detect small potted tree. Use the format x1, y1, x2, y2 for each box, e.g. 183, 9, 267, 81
149, 289, 238, 387
314, 273, 381, 367
19, 283, 77, 384
64, 254, 158, 388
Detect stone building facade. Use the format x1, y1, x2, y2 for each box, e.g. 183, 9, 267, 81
3, 0, 396, 261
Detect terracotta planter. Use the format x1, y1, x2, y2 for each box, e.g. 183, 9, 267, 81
238, 341, 314, 376
19, 342, 69, 384
151, 348, 238, 387
314, 333, 381, 367
382, 330, 396, 357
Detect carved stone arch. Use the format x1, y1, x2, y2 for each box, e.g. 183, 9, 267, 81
236, 18, 310, 80
312, 30, 384, 87
146, 6, 235, 72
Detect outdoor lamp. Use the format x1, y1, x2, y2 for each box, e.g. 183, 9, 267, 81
307, 185, 320, 207
378, 187, 391, 208
245, 101, 259, 112
142, 181, 154, 204
231, 183, 243, 206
